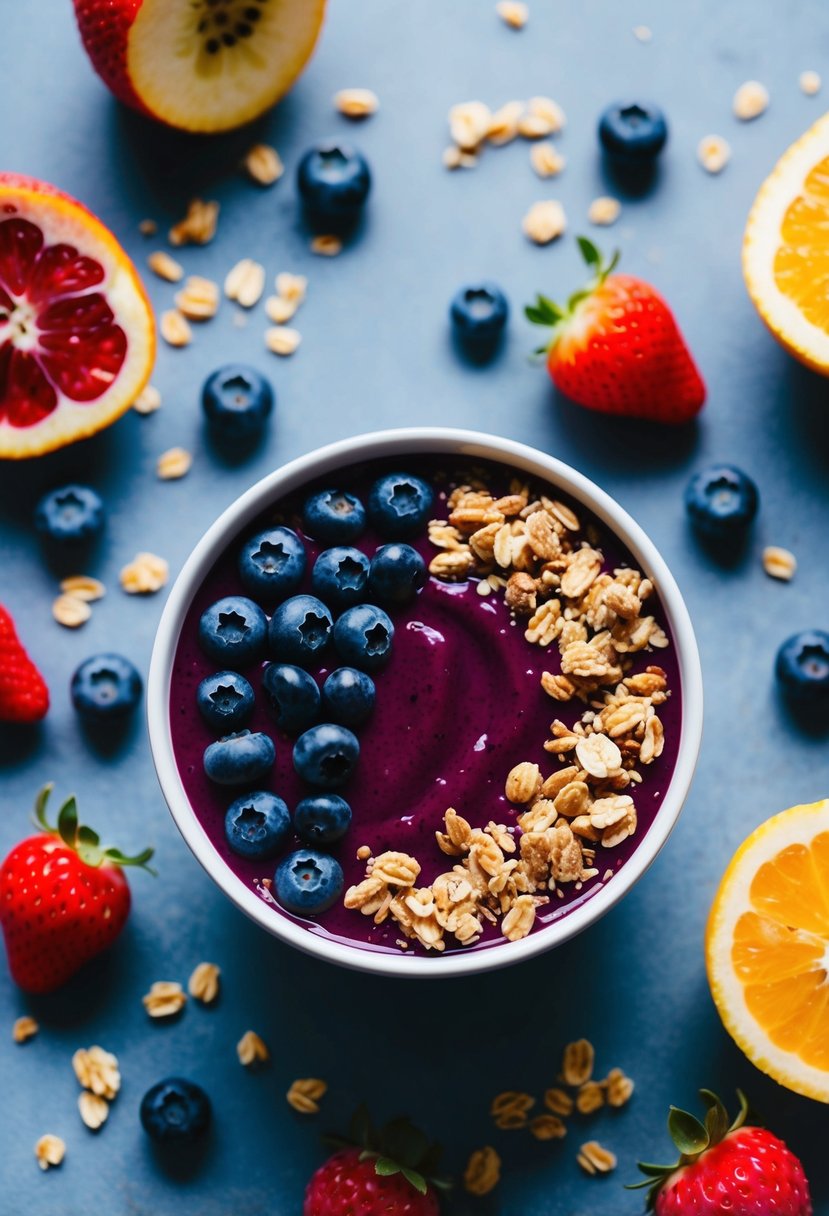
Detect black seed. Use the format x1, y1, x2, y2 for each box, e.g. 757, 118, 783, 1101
235, 21, 252, 36
197, 18, 207, 31
244, 5, 261, 17
206, 37, 220, 52
214, 10, 228, 24
222, 31, 236, 45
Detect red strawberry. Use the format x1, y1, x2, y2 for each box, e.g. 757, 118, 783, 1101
526, 238, 706, 424
0, 604, 49, 723
630, 1090, 812, 1215
303, 1111, 448, 1216
0, 783, 154, 994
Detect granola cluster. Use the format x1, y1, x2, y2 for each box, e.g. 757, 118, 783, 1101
343, 475, 672, 953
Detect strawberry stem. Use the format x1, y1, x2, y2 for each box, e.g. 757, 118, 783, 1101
33, 783, 155, 874
525, 236, 621, 353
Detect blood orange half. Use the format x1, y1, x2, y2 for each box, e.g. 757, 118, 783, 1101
0, 173, 154, 459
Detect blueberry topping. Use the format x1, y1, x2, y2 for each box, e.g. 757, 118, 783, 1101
70, 654, 142, 719
367, 472, 434, 539
296, 142, 371, 225
238, 526, 306, 601
203, 729, 275, 786
274, 849, 344, 916
450, 283, 509, 349
684, 465, 759, 538
293, 722, 360, 789
294, 794, 353, 846
302, 489, 366, 543
196, 670, 254, 732
321, 666, 375, 727
269, 595, 333, 667
198, 596, 268, 667
369, 543, 426, 605
34, 485, 104, 544
201, 364, 274, 442
311, 546, 371, 609
333, 604, 394, 672
598, 101, 668, 163
140, 1078, 211, 1142
224, 790, 291, 859
775, 631, 829, 700
262, 662, 321, 733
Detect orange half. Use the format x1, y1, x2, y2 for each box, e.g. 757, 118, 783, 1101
706, 800, 829, 1102
0, 173, 154, 459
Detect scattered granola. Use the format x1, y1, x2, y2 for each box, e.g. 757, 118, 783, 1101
576, 1080, 605, 1114
286, 1077, 327, 1114
120, 552, 169, 594
464, 1146, 501, 1196
577, 1140, 617, 1175
800, 70, 821, 96
244, 143, 284, 186
265, 326, 302, 356
449, 101, 492, 150
169, 198, 219, 246
562, 1039, 595, 1087
605, 1067, 635, 1107
160, 309, 192, 348
188, 961, 221, 1004
310, 234, 343, 256
544, 1087, 574, 1117
147, 250, 184, 282
530, 1114, 567, 1140
632, 24, 653, 41
487, 101, 524, 145
698, 134, 731, 174
762, 545, 797, 581
52, 593, 91, 628
491, 1091, 535, 1130
138, 218, 158, 236
133, 384, 162, 415
157, 447, 193, 481
531, 142, 566, 178
225, 259, 265, 308
733, 80, 769, 121
78, 1091, 109, 1131
276, 272, 308, 304
72, 1045, 121, 1098
334, 88, 379, 118
588, 196, 621, 226
264, 295, 296, 324
142, 980, 187, 1018
35, 1133, 65, 1171
496, 0, 528, 28
523, 199, 567, 244
175, 275, 220, 321
237, 1030, 269, 1066
13, 1015, 39, 1043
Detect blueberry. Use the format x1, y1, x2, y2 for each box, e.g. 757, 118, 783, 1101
198, 596, 268, 667
201, 364, 274, 443
70, 654, 142, 719
293, 723, 360, 789
140, 1078, 211, 1143
302, 489, 367, 543
238, 526, 306, 602
274, 848, 344, 916
684, 465, 759, 538
450, 283, 509, 350
311, 546, 370, 609
196, 670, 254, 732
268, 595, 333, 667
34, 485, 103, 544
322, 667, 375, 727
203, 729, 275, 785
224, 790, 291, 859
598, 102, 668, 164
775, 631, 829, 701
296, 142, 371, 225
333, 604, 394, 672
262, 662, 320, 732
294, 794, 352, 846
367, 472, 434, 539
369, 543, 426, 605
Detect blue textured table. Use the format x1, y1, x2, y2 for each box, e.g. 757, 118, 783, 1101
3, 1, 829, 1212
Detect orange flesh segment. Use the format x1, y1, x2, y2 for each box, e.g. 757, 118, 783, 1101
774, 154, 829, 328
732, 832, 829, 1069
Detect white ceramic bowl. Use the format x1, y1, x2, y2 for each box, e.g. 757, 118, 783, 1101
148, 427, 703, 978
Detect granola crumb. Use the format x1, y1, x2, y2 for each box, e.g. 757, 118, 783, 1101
244, 143, 284, 185
286, 1077, 327, 1113
147, 250, 183, 282
276, 272, 308, 304
464, 1146, 501, 1195
78, 1091, 109, 1131
632, 24, 652, 41
160, 309, 192, 348
142, 980, 187, 1018
174, 275, 220, 321
169, 198, 219, 246
697, 134, 731, 174
531, 142, 565, 178
334, 88, 379, 118
265, 295, 298, 324
237, 1030, 270, 1066
156, 447, 193, 481
13, 1015, 39, 1043
52, 594, 91, 629
762, 546, 796, 581
133, 384, 162, 415
733, 80, 769, 120
800, 70, 821, 96
487, 101, 524, 146
496, 0, 528, 28
138, 218, 157, 236
188, 961, 221, 1004
61, 577, 103, 605
35, 1134, 65, 1171
605, 1067, 635, 1107
311, 234, 343, 257
530, 1114, 567, 1140
265, 326, 302, 356
356, 845, 371, 861
72, 1045, 120, 1098
225, 259, 266, 309
577, 1140, 617, 1175
120, 552, 169, 595
523, 199, 566, 244
588, 196, 621, 226
449, 100, 492, 151
562, 1039, 595, 1087
442, 145, 463, 170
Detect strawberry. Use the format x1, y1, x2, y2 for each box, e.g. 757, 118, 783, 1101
0, 604, 49, 723
629, 1090, 812, 1214
304, 1110, 449, 1216
0, 784, 154, 994
526, 238, 706, 424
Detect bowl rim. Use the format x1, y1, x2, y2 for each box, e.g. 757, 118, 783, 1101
147, 426, 703, 979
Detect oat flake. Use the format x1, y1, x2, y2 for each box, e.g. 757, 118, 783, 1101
160, 310, 192, 348
464, 1146, 501, 1196
78, 1091, 109, 1131
157, 447, 192, 481
35, 1134, 65, 1171
265, 295, 298, 324
523, 199, 566, 244
588, 196, 621, 226
334, 88, 379, 118
133, 384, 162, 415
120, 553, 169, 595
800, 70, 821, 96
59, 575, 105, 602
188, 961, 221, 1004
237, 1030, 270, 1066
169, 198, 219, 246
698, 134, 731, 174
286, 1077, 327, 1113
762, 545, 797, 581
244, 143, 284, 185
733, 80, 769, 120
147, 250, 183, 282
13, 1015, 39, 1043
175, 276, 220, 321
531, 142, 565, 178
310, 234, 342, 256
224, 259, 265, 308
142, 980, 187, 1018
276, 272, 308, 303
265, 326, 302, 356
496, 0, 528, 28
52, 594, 91, 629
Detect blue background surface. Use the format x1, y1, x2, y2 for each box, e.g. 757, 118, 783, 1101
2, 1, 829, 1212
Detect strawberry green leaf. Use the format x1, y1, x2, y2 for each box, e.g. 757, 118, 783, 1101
104, 846, 156, 874
635, 1162, 676, 1177
375, 1157, 402, 1178
401, 1167, 428, 1195
730, 1089, 750, 1133
605, 248, 621, 276
700, 1089, 730, 1145
349, 1104, 375, 1150
668, 1106, 709, 1157
33, 783, 53, 831
577, 235, 602, 269
57, 797, 78, 848
381, 1117, 429, 1169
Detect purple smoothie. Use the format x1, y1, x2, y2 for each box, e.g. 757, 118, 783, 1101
170, 456, 682, 960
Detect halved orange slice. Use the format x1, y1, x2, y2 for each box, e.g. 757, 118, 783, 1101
706, 800, 829, 1102
0, 173, 154, 459
743, 112, 829, 373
